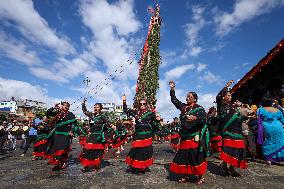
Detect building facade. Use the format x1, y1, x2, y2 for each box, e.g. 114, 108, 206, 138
0, 101, 17, 113
100, 103, 130, 120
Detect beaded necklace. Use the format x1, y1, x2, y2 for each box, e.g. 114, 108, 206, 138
135, 109, 149, 122
184, 103, 196, 114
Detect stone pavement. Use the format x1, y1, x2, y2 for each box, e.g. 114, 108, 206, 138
0, 141, 283, 189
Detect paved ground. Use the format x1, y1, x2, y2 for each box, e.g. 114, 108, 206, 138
0, 140, 283, 189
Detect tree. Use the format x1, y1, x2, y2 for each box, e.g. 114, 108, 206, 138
0, 112, 8, 123
133, 5, 162, 110
35, 108, 47, 119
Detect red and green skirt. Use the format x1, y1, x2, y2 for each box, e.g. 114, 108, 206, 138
125, 137, 153, 169
79, 134, 105, 167
78, 136, 87, 147
112, 135, 127, 149
47, 134, 71, 165
210, 135, 222, 153
170, 139, 207, 175
33, 137, 49, 158
220, 138, 248, 169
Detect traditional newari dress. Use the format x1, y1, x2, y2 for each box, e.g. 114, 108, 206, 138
154, 122, 168, 140
112, 123, 127, 149
123, 102, 160, 169
207, 115, 222, 153
170, 122, 181, 149
33, 121, 52, 159
105, 127, 115, 150
216, 87, 247, 169
79, 104, 111, 168
73, 123, 88, 148
45, 108, 77, 166
163, 125, 171, 141
169, 90, 209, 175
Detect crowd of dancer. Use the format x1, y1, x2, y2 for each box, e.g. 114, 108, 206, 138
0, 79, 283, 185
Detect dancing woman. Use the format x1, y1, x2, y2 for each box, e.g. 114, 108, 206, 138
77, 121, 88, 148
45, 102, 77, 171
216, 80, 247, 177
79, 99, 114, 172
168, 80, 208, 185
32, 118, 51, 160
112, 119, 127, 154
207, 107, 222, 154
169, 117, 181, 152
122, 94, 160, 175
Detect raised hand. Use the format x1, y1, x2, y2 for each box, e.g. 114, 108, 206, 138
82, 98, 87, 104
225, 80, 234, 88
122, 94, 126, 101
156, 114, 161, 121
169, 80, 175, 89
54, 103, 60, 109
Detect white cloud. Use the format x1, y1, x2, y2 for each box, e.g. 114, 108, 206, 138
156, 79, 181, 121
29, 56, 91, 83
79, 0, 141, 77
214, 0, 284, 36
198, 93, 216, 110
188, 47, 202, 57
184, 6, 206, 57
165, 64, 195, 80
196, 63, 207, 72
79, 0, 141, 36
160, 50, 177, 68
0, 77, 59, 107
0, 31, 41, 66
54, 57, 90, 79
0, 77, 84, 116
201, 71, 223, 84
83, 70, 121, 103
0, 0, 75, 55
208, 40, 226, 52
71, 70, 135, 105
29, 67, 68, 83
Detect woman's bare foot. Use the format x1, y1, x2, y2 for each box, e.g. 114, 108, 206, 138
178, 177, 188, 183
196, 177, 205, 185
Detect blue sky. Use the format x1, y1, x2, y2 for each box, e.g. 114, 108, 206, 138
0, 0, 284, 120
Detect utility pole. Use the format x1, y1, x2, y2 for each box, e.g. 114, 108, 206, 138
83, 77, 91, 87
83, 77, 91, 99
